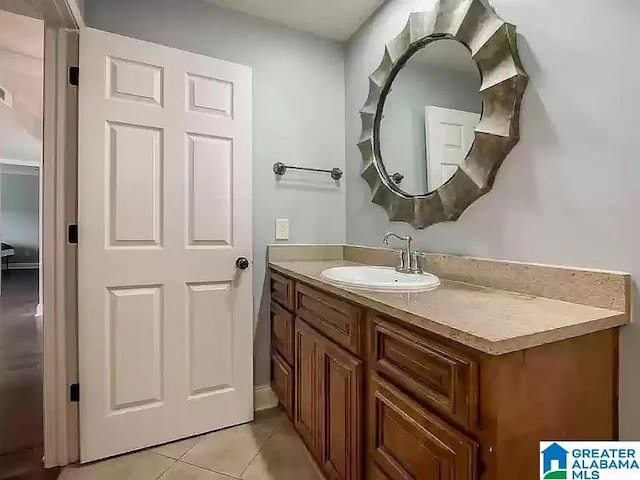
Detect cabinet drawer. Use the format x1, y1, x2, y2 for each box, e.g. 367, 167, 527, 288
271, 301, 294, 363
369, 375, 478, 480
271, 352, 293, 419
296, 283, 364, 356
369, 315, 478, 430
271, 271, 295, 310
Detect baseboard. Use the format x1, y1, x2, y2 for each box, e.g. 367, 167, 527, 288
3, 263, 39, 270
254, 385, 278, 412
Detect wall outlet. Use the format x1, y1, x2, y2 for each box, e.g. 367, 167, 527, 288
275, 219, 290, 241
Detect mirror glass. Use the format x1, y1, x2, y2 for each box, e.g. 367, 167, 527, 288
379, 39, 482, 196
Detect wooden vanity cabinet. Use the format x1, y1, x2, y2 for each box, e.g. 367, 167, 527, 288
367, 317, 479, 480
271, 352, 293, 418
270, 275, 296, 420
369, 375, 477, 480
318, 335, 363, 480
270, 271, 295, 310
294, 299, 364, 480
271, 300, 294, 363
269, 268, 619, 480
294, 319, 321, 453
295, 283, 365, 356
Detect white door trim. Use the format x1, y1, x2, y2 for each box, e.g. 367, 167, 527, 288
32, 0, 81, 28
42, 26, 79, 468
16, 2, 85, 469
63, 0, 85, 27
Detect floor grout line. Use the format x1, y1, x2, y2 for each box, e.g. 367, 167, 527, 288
177, 457, 243, 479
153, 458, 179, 480
176, 440, 199, 461
238, 422, 282, 478
173, 412, 287, 479
61, 411, 291, 479
173, 459, 241, 479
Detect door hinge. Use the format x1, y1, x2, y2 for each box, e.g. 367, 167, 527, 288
69, 66, 79, 86
70, 383, 80, 402
68, 224, 78, 244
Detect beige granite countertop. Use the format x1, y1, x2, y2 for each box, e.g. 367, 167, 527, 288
269, 259, 629, 355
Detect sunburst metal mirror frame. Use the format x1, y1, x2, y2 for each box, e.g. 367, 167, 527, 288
359, 0, 528, 228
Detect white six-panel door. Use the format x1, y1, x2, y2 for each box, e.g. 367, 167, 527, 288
78, 28, 253, 462
425, 106, 480, 191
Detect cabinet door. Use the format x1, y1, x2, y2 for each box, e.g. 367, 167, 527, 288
271, 352, 293, 418
294, 318, 321, 455
369, 375, 477, 480
319, 340, 363, 480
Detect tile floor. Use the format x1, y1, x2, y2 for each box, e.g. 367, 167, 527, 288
59, 409, 323, 480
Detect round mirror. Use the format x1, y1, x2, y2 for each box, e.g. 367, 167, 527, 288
379, 39, 482, 196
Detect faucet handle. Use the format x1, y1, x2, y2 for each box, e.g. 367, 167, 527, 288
409, 251, 424, 274
392, 249, 408, 273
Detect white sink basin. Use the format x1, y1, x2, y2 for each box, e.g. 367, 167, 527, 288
320, 266, 441, 293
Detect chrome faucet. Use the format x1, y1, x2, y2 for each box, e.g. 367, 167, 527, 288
382, 232, 423, 274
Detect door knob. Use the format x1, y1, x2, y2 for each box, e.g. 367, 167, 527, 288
235, 257, 250, 270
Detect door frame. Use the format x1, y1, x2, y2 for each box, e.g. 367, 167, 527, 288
38, 1, 266, 467
40, 0, 82, 468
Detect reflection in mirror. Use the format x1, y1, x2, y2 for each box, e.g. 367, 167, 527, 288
380, 39, 482, 196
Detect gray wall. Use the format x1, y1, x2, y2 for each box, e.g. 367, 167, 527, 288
381, 60, 480, 194
1, 173, 39, 265
85, 0, 347, 386
346, 0, 640, 437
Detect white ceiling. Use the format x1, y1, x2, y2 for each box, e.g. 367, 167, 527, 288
204, 0, 386, 41
0, 10, 43, 162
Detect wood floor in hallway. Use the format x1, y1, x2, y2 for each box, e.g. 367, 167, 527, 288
0, 269, 59, 479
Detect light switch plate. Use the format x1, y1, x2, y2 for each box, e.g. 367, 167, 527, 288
275, 219, 290, 240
